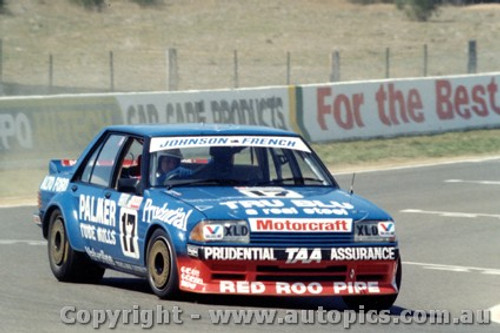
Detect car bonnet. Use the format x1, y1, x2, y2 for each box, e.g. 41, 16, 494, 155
161, 186, 392, 223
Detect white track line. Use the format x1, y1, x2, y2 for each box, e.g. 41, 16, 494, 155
0, 239, 46, 246
489, 304, 500, 324
445, 179, 500, 185
333, 155, 500, 175
404, 261, 500, 275
401, 209, 500, 220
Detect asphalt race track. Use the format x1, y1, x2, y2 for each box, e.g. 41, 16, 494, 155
1, 157, 499, 332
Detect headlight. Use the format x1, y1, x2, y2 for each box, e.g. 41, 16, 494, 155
354, 220, 396, 242
189, 220, 249, 243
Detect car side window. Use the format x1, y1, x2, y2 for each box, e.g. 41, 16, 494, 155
81, 146, 100, 183
115, 137, 144, 191
81, 134, 126, 187
267, 148, 294, 181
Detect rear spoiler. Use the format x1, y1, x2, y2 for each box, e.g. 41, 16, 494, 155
49, 159, 77, 175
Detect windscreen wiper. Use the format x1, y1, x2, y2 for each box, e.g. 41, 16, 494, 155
165, 178, 241, 189
257, 177, 326, 185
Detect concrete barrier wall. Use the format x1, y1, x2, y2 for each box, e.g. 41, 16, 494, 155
114, 87, 292, 131
1, 73, 500, 167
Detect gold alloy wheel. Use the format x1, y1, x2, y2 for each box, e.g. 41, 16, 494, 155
50, 216, 68, 266
148, 238, 171, 290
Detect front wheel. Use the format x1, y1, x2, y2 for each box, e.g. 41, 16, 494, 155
146, 229, 179, 299
47, 209, 104, 283
342, 257, 402, 311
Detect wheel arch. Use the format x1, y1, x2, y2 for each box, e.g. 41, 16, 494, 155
43, 204, 86, 251
143, 223, 177, 267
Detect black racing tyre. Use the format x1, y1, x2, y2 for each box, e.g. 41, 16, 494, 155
342, 257, 402, 311
146, 229, 179, 299
47, 209, 105, 283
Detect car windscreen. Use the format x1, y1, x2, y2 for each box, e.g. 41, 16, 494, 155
148, 136, 335, 188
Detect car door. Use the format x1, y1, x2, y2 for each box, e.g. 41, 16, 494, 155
106, 136, 147, 267
72, 133, 128, 262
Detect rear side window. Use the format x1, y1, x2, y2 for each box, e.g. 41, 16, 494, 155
81, 134, 126, 187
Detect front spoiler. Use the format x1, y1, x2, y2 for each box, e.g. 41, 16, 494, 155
176, 256, 399, 296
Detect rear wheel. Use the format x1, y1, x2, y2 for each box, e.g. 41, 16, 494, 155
146, 229, 179, 299
47, 210, 105, 283
342, 257, 402, 311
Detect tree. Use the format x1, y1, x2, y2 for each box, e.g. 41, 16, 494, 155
396, 0, 440, 21
69, 0, 105, 11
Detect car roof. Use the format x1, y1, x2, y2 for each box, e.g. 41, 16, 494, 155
105, 123, 299, 138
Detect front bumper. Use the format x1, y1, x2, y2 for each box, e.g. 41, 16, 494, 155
177, 245, 400, 296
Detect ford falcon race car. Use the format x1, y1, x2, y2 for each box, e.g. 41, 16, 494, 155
35, 124, 401, 310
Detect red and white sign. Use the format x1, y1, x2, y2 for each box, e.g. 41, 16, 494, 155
248, 218, 352, 232
301, 73, 500, 142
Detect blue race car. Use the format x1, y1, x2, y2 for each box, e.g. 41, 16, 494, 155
34, 124, 401, 309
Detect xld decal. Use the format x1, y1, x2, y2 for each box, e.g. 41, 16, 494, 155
356, 224, 379, 236
120, 208, 139, 259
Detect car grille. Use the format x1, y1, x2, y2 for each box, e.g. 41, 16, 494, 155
209, 262, 390, 283
250, 232, 353, 246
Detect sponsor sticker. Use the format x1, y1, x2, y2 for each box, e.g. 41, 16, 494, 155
333, 281, 380, 294
220, 199, 355, 217
180, 266, 204, 291
203, 225, 224, 241
202, 247, 276, 261
142, 199, 191, 231
198, 246, 397, 262
236, 187, 303, 198
187, 245, 199, 257
84, 246, 114, 265
79, 194, 116, 227
120, 208, 140, 259
249, 218, 353, 233
118, 193, 143, 210
40, 176, 70, 192
150, 136, 310, 153
377, 221, 395, 237
218, 281, 381, 295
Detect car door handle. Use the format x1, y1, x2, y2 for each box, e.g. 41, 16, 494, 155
104, 191, 111, 199
71, 185, 78, 192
